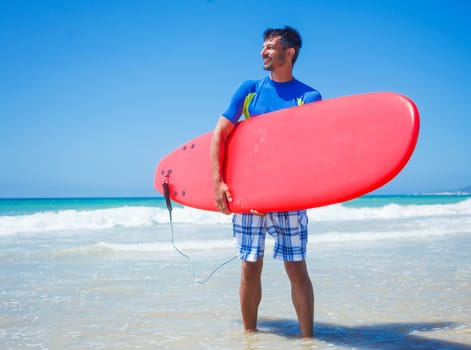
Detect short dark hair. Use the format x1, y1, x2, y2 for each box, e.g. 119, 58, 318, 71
263, 26, 302, 64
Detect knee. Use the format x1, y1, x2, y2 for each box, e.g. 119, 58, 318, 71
241, 259, 263, 285
285, 261, 310, 285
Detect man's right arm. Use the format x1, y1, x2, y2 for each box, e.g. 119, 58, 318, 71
210, 116, 235, 214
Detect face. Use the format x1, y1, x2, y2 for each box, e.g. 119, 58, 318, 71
260, 36, 291, 71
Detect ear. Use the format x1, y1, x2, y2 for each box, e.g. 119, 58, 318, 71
287, 47, 295, 62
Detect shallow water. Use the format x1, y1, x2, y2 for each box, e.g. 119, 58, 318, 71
0, 196, 470, 349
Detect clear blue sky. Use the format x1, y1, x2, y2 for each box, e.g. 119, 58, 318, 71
1, 0, 470, 197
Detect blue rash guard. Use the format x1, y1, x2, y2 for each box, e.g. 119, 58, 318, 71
222, 76, 322, 124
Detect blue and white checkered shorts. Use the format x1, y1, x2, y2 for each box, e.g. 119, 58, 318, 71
232, 210, 309, 262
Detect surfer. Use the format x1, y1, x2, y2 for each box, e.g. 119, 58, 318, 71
210, 26, 322, 338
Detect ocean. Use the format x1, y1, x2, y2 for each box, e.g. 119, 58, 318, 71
0, 195, 470, 349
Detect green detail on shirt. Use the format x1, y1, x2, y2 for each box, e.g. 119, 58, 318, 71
243, 93, 304, 120
243, 93, 256, 120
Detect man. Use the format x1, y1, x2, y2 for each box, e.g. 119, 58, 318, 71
210, 26, 322, 338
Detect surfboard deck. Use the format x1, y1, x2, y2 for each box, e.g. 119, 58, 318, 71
155, 92, 420, 213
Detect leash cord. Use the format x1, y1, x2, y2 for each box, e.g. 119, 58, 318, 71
169, 218, 238, 284
163, 179, 237, 285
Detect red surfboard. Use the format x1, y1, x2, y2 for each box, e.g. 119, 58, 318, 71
155, 92, 420, 213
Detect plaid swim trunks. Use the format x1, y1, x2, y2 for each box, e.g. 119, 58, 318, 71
232, 210, 309, 262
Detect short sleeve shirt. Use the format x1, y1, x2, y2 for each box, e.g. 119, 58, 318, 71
222, 76, 322, 124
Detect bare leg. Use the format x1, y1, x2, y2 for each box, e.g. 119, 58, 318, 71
239, 258, 263, 332
284, 260, 314, 338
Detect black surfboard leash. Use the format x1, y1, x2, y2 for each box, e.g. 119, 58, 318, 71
162, 176, 237, 284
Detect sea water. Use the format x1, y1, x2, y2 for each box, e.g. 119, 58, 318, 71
0, 195, 470, 349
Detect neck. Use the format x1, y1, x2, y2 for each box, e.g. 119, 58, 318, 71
269, 67, 294, 83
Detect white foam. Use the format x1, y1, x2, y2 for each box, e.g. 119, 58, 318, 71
95, 239, 236, 252
61, 223, 464, 256
1, 199, 470, 236
0, 206, 230, 235
312, 228, 450, 243
309, 199, 471, 221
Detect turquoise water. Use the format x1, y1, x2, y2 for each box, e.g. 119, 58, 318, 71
0, 197, 168, 215
1, 194, 469, 215
343, 194, 471, 207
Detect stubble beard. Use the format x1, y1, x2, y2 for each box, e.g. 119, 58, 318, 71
262, 52, 287, 71
262, 56, 273, 71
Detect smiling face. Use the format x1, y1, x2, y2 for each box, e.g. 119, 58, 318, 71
260, 36, 293, 72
